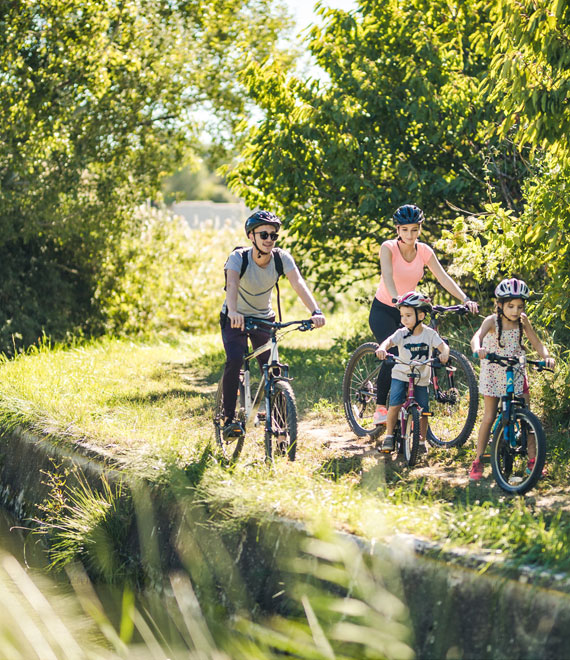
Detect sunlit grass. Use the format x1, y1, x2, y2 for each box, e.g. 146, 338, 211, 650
0, 313, 569, 575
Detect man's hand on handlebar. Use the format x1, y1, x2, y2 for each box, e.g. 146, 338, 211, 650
311, 311, 326, 328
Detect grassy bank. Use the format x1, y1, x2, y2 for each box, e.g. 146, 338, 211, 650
0, 312, 569, 577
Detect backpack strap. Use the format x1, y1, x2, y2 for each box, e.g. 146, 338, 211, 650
223, 247, 251, 291
273, 248, 284, 322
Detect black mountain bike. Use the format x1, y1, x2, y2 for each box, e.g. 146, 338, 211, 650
213, 317, 314, 463
482, 353, 551, 495
342, 304, 478, 448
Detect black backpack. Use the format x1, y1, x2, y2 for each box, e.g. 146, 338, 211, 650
224, 247, 285, 320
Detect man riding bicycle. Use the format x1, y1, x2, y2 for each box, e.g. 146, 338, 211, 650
220, 210, 326, 439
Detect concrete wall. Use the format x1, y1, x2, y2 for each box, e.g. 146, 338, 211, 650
1, 425, 570, 659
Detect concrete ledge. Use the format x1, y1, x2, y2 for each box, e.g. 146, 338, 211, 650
2, 424, 570, 658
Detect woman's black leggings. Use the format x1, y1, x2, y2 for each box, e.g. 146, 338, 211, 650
368, 298, 401, 406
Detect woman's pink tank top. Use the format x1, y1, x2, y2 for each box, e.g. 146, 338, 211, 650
375, 239, 435, 306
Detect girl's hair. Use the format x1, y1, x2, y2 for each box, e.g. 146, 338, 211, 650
495, 300, 524, 349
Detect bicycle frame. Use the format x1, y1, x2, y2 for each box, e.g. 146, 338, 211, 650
241, 331, 288, 433
241, 318, 310, 435
491, 358, 526, 443
386, 355, 438, 432
398, 368, 422, 436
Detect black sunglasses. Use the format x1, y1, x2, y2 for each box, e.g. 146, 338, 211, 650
255, 231, 279, 241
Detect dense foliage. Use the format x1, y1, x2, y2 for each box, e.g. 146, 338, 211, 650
226, 0, 531, 291
0, 0, 291, 353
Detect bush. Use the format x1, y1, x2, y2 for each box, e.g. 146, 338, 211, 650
95, 206, 243, 337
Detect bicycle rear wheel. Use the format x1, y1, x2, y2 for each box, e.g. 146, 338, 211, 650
213, 373, 246, 462
490, 409, 546, 495
342, 342, 382, 436
265, 380, 298, 462
403, 406, 421, 467
427, 348, 478, 448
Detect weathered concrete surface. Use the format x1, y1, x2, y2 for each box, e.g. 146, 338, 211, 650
2, 424, 570, 659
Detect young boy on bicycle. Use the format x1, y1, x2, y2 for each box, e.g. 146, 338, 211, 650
375, 291, 449, 453
220, 210, 326, 439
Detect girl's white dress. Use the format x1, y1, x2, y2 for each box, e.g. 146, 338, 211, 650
479, 317, 525, 397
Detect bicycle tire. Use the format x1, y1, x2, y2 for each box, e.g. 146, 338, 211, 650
403, 406, 421, 467
265, 380, 298, 462
427, 348, 478, 448
213, 373, 246, 462
342, 342, 382, 437
490, 408, 546, 495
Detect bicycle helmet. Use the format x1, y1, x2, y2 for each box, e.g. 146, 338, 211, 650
494, 278, 530, 300
244, 210, 282, 237
396, 291, 433, 313
393, 204, 424, 225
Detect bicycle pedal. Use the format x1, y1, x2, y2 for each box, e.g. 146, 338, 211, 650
223, 422, 245, 439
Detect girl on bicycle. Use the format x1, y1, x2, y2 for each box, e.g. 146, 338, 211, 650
370, 204, 478, 425
469, 278, 554, 481
375, 291, 449, 453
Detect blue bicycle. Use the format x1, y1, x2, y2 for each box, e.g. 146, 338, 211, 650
482, 353, 550, 495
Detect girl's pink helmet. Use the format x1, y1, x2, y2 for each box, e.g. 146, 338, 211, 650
494, 278, 530, 300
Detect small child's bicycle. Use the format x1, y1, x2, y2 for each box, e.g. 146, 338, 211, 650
213, 317, 314, 463
343, 304, 478, 448
380, 355, 443, 467
480, 353, 552, 495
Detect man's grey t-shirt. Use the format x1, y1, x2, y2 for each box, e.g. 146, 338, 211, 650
222, 248, 298, 319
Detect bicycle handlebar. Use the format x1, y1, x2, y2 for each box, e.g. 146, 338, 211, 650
244, 317, 314, 332
431, 304, 470, 316
472, 352, 553, 371
384, 354, 446, 369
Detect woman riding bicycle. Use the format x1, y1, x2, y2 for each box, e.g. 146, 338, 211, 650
221, 210, 325, 439
369, 204, 478, 425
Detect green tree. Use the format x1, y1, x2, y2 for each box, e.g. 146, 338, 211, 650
435, 0, 570, 414
443, 0, 570, 333
486, 0, 570, 165
0, 0, 292, 351
227, 0, 526, 291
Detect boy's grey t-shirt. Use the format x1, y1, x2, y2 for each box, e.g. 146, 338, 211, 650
388, 326, 444, 386
222, 248, 298, 319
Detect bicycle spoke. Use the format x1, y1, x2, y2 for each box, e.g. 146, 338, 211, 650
343, 343, 382, 436
491, 409, 546, 495
427, 349, 478, 448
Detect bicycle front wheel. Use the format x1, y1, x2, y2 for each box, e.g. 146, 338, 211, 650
342, 342, 381, 437
491, 408, 546, 495
403, 406, 421, 467
213, 373, 246, 462
427, 348, 478, 448
265, 381, 298, 462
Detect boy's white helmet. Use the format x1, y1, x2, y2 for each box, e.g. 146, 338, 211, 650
396, 291, 432, 313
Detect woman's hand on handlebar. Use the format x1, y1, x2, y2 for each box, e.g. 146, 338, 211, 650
228, 310, 245, 331
464, 300, 479, 314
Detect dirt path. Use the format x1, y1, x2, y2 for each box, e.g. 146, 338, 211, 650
299, 418, 570, 512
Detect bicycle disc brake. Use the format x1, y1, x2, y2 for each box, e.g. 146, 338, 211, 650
436, 387, 458, 404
